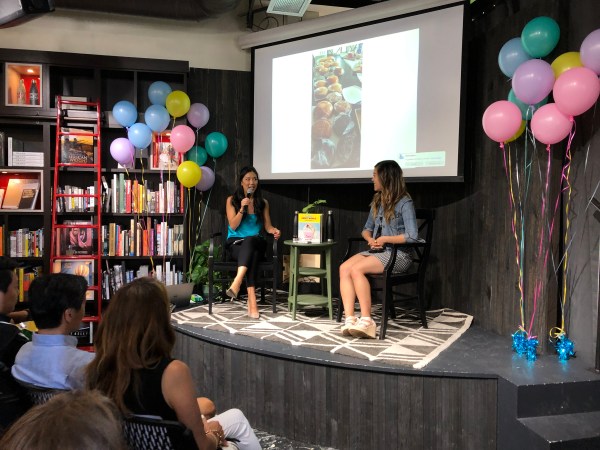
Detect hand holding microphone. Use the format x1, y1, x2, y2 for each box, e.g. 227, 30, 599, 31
241, 188, 254, 214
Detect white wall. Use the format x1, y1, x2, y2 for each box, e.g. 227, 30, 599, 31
0, 7, 253, 71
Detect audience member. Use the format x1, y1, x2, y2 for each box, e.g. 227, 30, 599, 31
339, 160, 419, 339
0, 256, 29, 368
0, 389, 126, 450
225, 166, 280, 318
12, 274, 93, 389
87, 277, 261, 450
0, 256, 32, 430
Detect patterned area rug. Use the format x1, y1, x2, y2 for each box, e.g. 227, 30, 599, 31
172, 300, 472, 369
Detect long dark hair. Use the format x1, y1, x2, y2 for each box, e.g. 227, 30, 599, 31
371, 160, 409, 223
231, 166, 265, 219
87, 277, 175, 414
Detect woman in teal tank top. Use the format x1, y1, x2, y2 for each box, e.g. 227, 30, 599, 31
225, 167, 280, 319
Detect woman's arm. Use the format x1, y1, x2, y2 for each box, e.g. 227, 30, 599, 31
262, 200, 281, 239
227, 195, 249, 231
162, 360, 219, 450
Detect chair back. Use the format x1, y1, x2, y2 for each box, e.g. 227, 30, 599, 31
19, 382, 65, 406
399, 208, 435, 279
123, 415, 199, 450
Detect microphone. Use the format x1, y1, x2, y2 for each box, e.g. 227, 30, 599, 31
242, 188, 254, 214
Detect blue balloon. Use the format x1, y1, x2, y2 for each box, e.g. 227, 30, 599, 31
127, 122, 153, 149
498, 38, 532, 78
112, 100, 138, 128
148, 81, 172, 106
144, 105, 170, 133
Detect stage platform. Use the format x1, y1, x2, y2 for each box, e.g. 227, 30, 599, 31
172, 305, 600, 450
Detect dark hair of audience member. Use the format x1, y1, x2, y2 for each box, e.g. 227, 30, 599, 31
28, 274, 88, 329
87, 277, 175, 414
0, 390, 126, 450
0, 256, 19, 293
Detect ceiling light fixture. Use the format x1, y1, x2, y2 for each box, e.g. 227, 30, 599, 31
267, 0, 312, 17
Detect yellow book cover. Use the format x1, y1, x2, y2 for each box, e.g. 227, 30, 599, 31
297, 213, 323, 244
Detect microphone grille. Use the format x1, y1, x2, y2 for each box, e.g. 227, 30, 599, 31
247, 188, 254, 196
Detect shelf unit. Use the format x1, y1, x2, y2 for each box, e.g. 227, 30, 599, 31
0, 48, 190, 321
50, 96, 103, 329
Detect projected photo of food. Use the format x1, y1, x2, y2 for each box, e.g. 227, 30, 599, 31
311, 44, 363, 170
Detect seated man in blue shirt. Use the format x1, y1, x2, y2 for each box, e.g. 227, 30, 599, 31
12, 273, 93, 390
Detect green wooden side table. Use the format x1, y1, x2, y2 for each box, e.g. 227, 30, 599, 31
284, 240, 336, 320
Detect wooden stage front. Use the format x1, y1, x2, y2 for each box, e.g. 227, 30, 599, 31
172, 314, 600, 449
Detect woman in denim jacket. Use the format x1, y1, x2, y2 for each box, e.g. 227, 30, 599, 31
339, 160, 419, 339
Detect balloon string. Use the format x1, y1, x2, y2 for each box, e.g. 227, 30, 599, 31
198, 158, 217, 232
503, 143, 525, 329
560, 124, 576, 332
527, 144, 551, 337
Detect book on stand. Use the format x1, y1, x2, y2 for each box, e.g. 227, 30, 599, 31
52, 259, 94, 286
2, 179, 40, 210
60, 127, 95, 164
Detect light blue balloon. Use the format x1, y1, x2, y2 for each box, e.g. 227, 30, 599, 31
127, 122, 153, 149
498, 38, 531, 78
148, 81, 172, 106
508, 89, 548, 120
144, 105, 170, 133
112, 100, 137, 128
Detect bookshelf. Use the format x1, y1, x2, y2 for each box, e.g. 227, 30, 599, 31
0, 48, 189, 325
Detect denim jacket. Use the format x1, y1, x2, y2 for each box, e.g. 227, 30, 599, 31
363, 196, 419, 244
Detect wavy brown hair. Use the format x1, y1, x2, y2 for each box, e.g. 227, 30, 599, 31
370, 160, 410, 223
86, 277, 175, 414
0, 390, 126, 450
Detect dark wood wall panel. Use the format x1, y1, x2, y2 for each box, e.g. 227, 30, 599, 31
186, 0, 600, 356
174, 331, 497, 449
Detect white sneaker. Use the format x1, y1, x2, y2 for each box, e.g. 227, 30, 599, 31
341, 316, 358, 336
348, 317, 377, 339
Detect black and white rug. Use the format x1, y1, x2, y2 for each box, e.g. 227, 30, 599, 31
172, 300, 472, 369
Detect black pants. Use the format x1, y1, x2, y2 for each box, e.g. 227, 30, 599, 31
226, 236, 266, 287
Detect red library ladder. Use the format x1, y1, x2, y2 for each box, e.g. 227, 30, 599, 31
50, 96, 103, 344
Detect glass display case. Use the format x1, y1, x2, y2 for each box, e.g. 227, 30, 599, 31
5, 63, 42, 107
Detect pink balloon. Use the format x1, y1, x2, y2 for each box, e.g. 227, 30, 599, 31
482, 100, 522, 143
196, 166, 216, 191
110, 137, 135, 165
580, 29, 600, 75
530, 103, 573, 145
512, 59, 555, 105
553, 67, 600, 117
187, 103, 210, 129
170, 125, 195, 154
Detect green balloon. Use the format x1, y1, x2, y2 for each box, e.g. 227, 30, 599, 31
521, 16, 560, 58
205, 132, 228, 158
186, 145, 208, 166
508, 89, 548, 120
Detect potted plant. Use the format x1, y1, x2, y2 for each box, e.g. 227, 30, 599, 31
186, 239, 222, 298
302, 199, 327, 213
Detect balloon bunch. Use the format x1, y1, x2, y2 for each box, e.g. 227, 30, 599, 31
484, 18, 600, 146
110, 81, 229, 193
483, 18, 600, 361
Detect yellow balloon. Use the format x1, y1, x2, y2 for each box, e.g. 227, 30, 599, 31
165, 90, 191, 118
177, 161, 202, 188
551, 52, 582, 79
505, 120, 526, 143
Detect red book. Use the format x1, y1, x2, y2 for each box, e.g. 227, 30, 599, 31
125, 179, 132, 213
